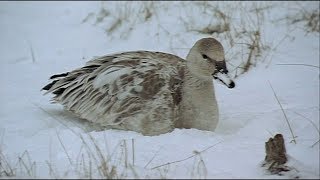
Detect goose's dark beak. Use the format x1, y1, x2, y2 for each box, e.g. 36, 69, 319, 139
212, 60, 235, 88
212, 71, 235, 88
212, 60, 236, 88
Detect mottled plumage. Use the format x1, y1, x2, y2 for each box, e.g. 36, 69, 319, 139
43, 38, 235, 136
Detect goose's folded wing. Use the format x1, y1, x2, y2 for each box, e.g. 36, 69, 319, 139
43, 51, 185, 125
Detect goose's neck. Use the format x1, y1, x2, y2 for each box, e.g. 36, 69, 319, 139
177, 68, 219, 131
181, 69, 216, 109
183, 69, 215, 94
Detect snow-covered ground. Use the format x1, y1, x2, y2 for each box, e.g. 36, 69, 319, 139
0, 1, 319, 179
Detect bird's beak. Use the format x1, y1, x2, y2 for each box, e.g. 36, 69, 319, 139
212, 60, 235, 88
212, 71, 235, 88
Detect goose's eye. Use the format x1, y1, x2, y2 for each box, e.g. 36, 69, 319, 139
202, 54, 208, 59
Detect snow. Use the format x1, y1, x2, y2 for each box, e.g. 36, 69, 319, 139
0, 1, 319, 179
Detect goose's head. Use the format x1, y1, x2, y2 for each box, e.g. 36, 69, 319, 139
186, 38, 235, 88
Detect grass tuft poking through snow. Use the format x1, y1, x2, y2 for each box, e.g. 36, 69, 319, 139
268, 81, 297, 144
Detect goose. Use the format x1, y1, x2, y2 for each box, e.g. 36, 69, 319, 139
42, 37, 235, 136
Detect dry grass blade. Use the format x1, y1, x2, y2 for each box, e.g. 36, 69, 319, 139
276, 63, 320, 69
56, 130, 73, 166
45, 160, 58, 179
128, 164, 139, 179
32, 103, 83, 136
0, 150, 15, 177
144, 146, 164, 169
87, 134, 111, 178
18, 151, 36, 178
123, 140, 128, 169
75, 134, 123, 179
78, 135, 102, 178
150, 141, 222, 170
27, 40, 36, 63
131, 139, 135, 167
191, 153, 207, 179
290, 110, 320, 147
311, 139, 320, 148
268, 81, 297, 144
291, 111, 320, 135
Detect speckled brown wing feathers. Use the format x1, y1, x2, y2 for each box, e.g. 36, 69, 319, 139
42, 51, 186, 130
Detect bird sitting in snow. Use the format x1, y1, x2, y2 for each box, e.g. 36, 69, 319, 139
42, 37, 235, 136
